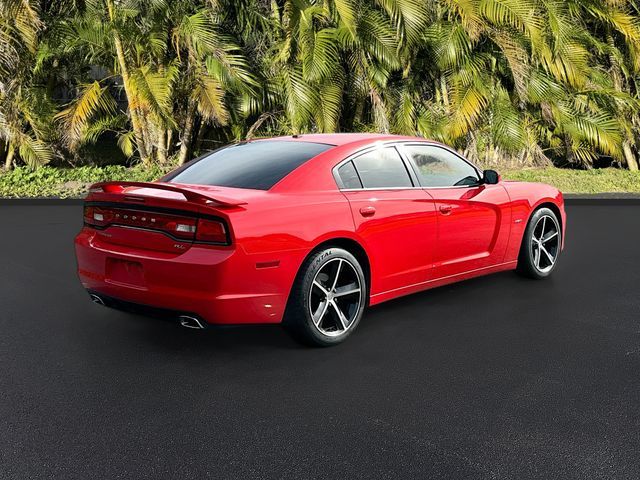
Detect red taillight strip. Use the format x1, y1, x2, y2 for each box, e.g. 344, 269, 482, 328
83, 202, 231, 245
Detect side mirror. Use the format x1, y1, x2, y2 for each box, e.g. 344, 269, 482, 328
482, 169, 500, 185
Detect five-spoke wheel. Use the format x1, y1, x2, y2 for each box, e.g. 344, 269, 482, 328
309, 258, 363, 337
284, 247, 367, 346
517, 207, 562, 279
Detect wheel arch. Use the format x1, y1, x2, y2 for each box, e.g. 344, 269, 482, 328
534, 201, 563, 234
310, 237, 371, 290
516, 201, 563, 278
285, 237, 372, 312
510, 199, 565, 265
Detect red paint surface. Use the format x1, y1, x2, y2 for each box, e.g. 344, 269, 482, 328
75, 134, 566, 325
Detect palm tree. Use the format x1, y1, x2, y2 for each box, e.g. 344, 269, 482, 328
0, 0, 53, 170
4, 0, 640, 170
575, 0, 640, 170
54, 0, 256, 165
383, 0, 639, 169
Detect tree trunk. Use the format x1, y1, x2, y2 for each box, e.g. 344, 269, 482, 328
194, 118, 206, 155
5, 143, 15, 171
606, 31, 638, 171
142, 119, 156, 163
114, 39, 150, 164
369, 88, 389, 133
564, 134, 579, 168
156, 123, 167, 165
107, 0, 151, 165
166, 129, 174, 157
623, 141, 639, 171
178, 100, 198, 165
440, 75, 449, 107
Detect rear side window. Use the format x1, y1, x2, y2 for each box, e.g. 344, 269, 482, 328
167, 141, 334, 190
351, 147, 413, 189
337, 161, 363, 189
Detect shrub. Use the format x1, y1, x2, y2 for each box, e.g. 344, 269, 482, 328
0, 165, 173, 198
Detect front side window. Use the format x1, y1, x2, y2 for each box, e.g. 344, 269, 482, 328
167, 140, 334, 190
351, 147, 413, 189
402, 145, 479, 187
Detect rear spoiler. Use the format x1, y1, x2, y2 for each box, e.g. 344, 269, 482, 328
87, 181, 247, 207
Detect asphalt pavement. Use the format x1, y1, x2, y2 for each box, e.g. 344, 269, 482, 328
1, 203, 639, 480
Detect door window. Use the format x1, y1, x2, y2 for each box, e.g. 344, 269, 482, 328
402, 145, 479, 187
351, 147, 413, 189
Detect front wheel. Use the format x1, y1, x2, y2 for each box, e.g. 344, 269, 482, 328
516, 207, 562, 279
283, 247, 367, 347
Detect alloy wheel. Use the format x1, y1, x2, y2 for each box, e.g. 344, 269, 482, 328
308, 258, 363, 337
530, 214, 560, 273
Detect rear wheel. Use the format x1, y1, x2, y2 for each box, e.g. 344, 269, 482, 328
283, 247, 366, 347
516, 207, 562, 279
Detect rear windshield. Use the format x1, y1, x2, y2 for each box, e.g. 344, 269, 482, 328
166, 140, 334, 190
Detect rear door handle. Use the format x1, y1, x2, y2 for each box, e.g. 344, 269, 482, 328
439, 204, 453, 215
359, 206, 376, 217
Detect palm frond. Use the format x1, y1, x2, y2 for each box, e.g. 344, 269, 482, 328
117, 130, 136, 157
192, 74, 229, 124
17, 134, 52, 169
55, 81, 116, 149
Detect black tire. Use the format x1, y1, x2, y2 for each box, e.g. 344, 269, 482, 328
516, 207, 562, 279
283, 247, 367, 347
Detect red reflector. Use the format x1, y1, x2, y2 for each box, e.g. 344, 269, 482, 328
196, 219, 227, 244
83, 206, 94, 224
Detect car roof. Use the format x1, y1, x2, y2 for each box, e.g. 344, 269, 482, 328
265, 133, 448, 192
262, 133, 425, 147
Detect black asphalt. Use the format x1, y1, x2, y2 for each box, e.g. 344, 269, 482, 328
1, 204, 639, 480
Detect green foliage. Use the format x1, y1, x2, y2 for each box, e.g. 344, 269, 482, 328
2, 165, 639, 197
2, 0, 640, 173
0, 164, 174, 198
502, 168, 640, 194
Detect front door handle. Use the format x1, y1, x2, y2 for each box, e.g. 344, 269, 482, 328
439, 204, 453, 215
359, 206, 376, 217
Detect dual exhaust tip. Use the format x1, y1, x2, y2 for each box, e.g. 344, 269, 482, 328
89, 293, 205, 329
178, 315, 206, 330
90, 293, 105, 305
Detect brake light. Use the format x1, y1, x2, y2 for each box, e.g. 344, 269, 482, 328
83, 206, 113, 226
83, 206, 94, 224
196, 219, 227, 244
83, 206, 229, 245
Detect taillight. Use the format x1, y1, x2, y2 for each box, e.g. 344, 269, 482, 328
83, 206, 113, 226
196, 219, 227, 244
83, 205, 230, 245
83, 206, 94, 224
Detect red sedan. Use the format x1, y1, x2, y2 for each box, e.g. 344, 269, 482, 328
75, 134, 566, 346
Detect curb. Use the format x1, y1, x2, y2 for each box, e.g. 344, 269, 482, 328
563, 194, 640, 205
1, 195, 640, 206
0, 198, 85, 205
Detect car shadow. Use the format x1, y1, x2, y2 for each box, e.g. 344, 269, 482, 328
81, 270, 536, 353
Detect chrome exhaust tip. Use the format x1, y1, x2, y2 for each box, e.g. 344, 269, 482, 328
89, 294, 105, 305
178, 315, 205, 330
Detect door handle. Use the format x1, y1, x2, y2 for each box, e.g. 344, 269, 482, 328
359, 206, 376, 217
439, 204, 453, 215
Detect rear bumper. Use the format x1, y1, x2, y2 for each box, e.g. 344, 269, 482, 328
87, 289, 208, 326
75, 228, 297, 325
